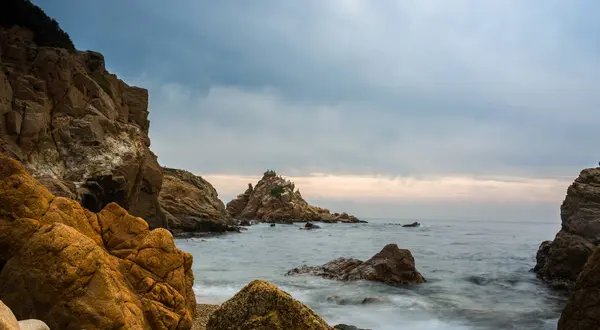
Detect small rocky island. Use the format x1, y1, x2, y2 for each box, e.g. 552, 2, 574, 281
226, 170, 363, 224
287, 244, 425, 285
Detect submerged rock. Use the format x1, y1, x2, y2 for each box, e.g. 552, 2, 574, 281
206, 280, 331, 330
160, 167, 239, 235
0, 5, 165, 228
558, 245, 600, 329
0, 156, 196, 329
226, 170, 361, 224
534, 167, 600, 289
334, 325, 370, 330
287, 244, 425, 285
300, 222, 321, 230
402, 222, 421, 227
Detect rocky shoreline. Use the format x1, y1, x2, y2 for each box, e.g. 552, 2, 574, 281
0, 1, 599, 329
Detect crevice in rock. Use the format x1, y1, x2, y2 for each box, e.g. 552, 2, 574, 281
80, 175, 126, 212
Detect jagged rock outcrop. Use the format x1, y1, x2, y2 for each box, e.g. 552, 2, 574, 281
206, 280, 332, 330
0, 2, 166, 228
558, 245, 600, 329
160, 167, 238, 235
226, 170, 361, 223
0, 156, 196, 329
534, 168, 600, 289
287, 244, 425, 285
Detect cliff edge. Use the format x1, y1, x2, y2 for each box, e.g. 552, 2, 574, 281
534, 167, 600, 289
0, 0, 166, 228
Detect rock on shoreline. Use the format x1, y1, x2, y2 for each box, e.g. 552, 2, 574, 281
160, 167, 239, 235
206, 280, 332, 330
0, 156, 196, 329
226, 170, 362, 224
533, 167, 600, 289
558, 244, 600, 329
287, 244, 425, 285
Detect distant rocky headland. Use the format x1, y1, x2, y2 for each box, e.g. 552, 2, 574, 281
226, 170, 363, 224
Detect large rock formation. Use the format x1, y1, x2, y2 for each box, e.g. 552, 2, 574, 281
206, 280, 332, 330
533, 168, 600, 289
160, 167, 238, 235
0, 1, 166, 228
558, 245, 600, 329
287, 244, 425, 285
226, 170, 361, 223
0, 156, 196, 329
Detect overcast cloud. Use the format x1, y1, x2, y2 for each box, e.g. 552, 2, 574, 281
36, 0, 600, 220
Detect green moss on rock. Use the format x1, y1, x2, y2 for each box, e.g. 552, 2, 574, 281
207, 280, 332, 330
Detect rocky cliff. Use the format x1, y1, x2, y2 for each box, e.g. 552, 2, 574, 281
0, 156, 196, 329
226, 170, 361, 223
557, 244, 600, 329
0, 3, 166, 228
534, 167, 600, 289
160, 167, 238, 235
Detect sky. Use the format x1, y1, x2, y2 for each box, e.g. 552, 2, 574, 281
34, 0, 600, 222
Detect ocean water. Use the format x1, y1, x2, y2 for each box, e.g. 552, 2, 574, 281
175, 218, 567, 330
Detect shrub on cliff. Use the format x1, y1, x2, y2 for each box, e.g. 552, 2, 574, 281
0, 0, 75, 51
271, 185, 284, 198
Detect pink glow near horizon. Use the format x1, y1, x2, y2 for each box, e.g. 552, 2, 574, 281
201, 173, 570, 204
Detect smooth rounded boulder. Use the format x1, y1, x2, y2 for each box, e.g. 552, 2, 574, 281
206, 280, 332, 330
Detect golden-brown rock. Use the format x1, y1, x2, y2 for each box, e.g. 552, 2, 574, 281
206, 280, 332, 330
0, 4, 165, 228
0, 156, 196, 329
226, 170, 361, 223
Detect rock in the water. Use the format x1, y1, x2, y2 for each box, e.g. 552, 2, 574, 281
558, 245, 600, 329
226, 170, 360, 223
334, 325, 370, 330
287, 244, 425, 284
0, 300, 19, 330
0, 156, 196, 329
301, 222, 321, 230
534, 168, 600, 289
206, 280, 331, 330
0, 4, 165, 228
270, 223, 276, 227
402, 222, 421, 227
160, 167, 238, 235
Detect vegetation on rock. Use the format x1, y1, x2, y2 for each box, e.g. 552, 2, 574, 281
0, 0, 75, 51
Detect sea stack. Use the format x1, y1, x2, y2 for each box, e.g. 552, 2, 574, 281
226, 170, 362, 223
